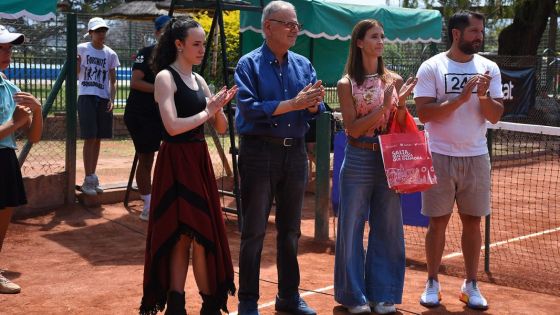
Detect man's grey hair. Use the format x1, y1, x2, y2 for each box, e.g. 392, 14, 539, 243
261, 1, 297, 27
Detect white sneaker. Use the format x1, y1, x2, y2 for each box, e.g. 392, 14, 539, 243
460, 280, 488, 310
81, 176, 97, 196
372, 302, 396, 314
0, 274, 21, 294
420, 278, 441, 307
139, 195, 151, 221
91, 174, 103, 194
345, 304, 370, 314
139, 205, 150, 221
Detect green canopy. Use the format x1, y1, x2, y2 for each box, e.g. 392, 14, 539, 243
240, 0, 442, 85
0, 0, 57, 21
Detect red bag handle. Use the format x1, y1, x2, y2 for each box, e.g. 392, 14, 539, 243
387, 109, 418, 134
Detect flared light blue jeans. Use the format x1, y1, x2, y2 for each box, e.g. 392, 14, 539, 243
334, 143, 405, 307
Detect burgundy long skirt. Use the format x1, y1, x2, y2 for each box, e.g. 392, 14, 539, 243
139, 141, 235, 315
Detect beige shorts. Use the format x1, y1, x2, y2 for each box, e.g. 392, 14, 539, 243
421, 152, 491, 217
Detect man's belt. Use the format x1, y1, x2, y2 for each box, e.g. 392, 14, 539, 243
242, 135, 303, 147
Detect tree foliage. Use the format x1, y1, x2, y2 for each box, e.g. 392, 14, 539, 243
498, 0, 556, 55
417, 0, 557, 56
421, 0, 516, 21
194, 10, 240, 66
194, 10, 240, 85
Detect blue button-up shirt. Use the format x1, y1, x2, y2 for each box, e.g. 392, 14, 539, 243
234, 43, 325, 138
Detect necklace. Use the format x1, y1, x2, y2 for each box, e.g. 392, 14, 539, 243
171, 63, 193, 78
171, 63, 199, 90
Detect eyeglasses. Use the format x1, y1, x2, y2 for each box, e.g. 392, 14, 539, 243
93, 28, 108, 33
268, 19, 303, 31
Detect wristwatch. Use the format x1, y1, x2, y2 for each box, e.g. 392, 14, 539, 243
478, 91, 489, 100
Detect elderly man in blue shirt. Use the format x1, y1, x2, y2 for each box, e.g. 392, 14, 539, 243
234, 1, 325, 315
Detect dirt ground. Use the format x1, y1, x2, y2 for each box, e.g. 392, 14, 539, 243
1, 193, 560, 315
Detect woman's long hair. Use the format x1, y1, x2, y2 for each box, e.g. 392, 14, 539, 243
151, 17, 202, 74
343, 19, 390, 86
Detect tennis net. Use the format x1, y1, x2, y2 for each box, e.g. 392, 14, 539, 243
402, 121, 560, 295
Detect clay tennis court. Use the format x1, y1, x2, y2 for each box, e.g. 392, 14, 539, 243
1, 195, 559, 314
402, 140, 560, 297
4, 136, 559, 314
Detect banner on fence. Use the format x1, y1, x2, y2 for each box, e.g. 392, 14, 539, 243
500, 67, 536, 118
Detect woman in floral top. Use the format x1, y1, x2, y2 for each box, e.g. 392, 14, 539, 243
333, 19, 416, 314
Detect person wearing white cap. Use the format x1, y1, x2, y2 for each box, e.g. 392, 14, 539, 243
77, 17, 120, 196
0, 25, 43, 294
124, 15, 171, 221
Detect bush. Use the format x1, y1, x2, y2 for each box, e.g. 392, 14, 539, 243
194, 11, 240, 87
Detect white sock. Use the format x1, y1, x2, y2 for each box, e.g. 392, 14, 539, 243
141, 194, 151, 210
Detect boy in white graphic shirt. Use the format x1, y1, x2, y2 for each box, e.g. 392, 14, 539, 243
77, 17, 120, 195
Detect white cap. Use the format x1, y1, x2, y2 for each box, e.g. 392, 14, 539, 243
84, 17, 109, 38
0, 25, 25, 45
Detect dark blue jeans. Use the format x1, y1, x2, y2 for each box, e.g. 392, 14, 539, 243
237, 136, 308, 302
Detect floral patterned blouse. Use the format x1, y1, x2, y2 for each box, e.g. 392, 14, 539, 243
349, 74, 398, 137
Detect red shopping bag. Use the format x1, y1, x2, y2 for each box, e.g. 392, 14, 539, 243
378, 112, 437, 193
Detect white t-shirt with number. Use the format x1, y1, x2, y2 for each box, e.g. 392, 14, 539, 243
77, 42, 120, 99
413, 52, 503, 157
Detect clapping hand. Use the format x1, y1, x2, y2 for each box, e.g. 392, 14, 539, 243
13, 105, 32, 129
398, 77, 417, 105
293, 80, 324, 112
458, 75, 479, 103
14, 92, 42, 114
206, 85, 238, 116
476, 71, 491, 97
383, 80, 396, 110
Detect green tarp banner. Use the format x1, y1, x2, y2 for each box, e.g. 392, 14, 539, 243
241, 0, 442, 85
0, 0, 57, 21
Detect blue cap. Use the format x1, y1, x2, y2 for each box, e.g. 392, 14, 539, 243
154, 16, 172, 31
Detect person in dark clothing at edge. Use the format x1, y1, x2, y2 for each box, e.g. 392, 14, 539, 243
124, 15, 171, 221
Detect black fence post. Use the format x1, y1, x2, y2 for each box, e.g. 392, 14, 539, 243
485, 128, 493, 273
65, 13, 78, 204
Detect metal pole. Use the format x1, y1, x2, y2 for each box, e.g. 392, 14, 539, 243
124, 153, 139, 208
314, 112, 331, 241
217, 0, 243, 231
65, 13, 78, 204
19, 63, 68, 166
485, 128, 493, 273
199, 9, 218, 75
168, 0, 177, 17
485, 214, 491, 273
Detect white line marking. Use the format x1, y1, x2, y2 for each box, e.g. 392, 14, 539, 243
442, 226, 560, 260
230, 226, 560, 314
229, 285, 334, 315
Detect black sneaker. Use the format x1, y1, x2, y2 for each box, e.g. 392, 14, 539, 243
275, 294, 316, 315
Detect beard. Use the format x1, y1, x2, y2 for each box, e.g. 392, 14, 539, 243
458, 37, 482, 55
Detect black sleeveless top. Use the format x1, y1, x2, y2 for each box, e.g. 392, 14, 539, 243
163, 67, 207, 143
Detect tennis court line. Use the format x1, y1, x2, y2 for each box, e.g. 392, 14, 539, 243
229, 225, 560, 313
229, 285, 334, 315
442, 225, 560, 260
